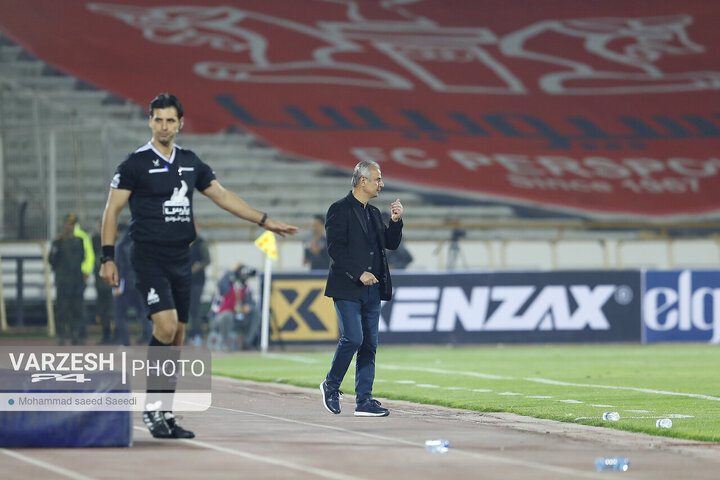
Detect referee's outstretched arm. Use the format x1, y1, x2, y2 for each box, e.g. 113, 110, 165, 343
201, 180, 298, 237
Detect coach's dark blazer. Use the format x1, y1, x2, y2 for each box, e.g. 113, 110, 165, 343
324, 191, 403, 302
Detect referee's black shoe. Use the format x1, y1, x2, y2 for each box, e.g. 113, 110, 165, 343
164, 411, 195, 439
142, 409, 173, 438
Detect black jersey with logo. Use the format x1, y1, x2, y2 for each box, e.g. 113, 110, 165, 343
111, 142, 216, 246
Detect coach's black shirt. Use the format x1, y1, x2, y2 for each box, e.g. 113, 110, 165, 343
111, 142, 215, 246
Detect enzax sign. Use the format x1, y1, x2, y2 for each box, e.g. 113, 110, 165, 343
380, 271, 641, 344
384, 285, 621, 331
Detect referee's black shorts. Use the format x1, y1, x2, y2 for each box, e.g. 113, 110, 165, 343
131, 241, 192, 323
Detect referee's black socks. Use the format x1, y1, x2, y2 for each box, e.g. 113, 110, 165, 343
146, 336, 178, 412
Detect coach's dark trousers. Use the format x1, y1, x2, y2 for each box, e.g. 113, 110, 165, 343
325, 284, 381, 405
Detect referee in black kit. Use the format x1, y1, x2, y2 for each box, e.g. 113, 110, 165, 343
99, 93, 298, 439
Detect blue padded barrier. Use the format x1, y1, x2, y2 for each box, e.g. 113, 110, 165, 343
0, 370, 132, 448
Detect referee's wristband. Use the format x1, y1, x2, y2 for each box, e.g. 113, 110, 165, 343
258, 212, 268, 227
101, 245, 115, 263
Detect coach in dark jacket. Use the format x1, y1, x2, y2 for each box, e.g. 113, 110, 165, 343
320, 160, 404, 418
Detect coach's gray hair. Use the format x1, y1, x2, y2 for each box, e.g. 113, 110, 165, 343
351, 160, 380, 187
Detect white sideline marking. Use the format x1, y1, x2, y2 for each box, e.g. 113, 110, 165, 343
448, 448, 609, 479
184, 400, 609, 479
1, 449, 97, 480
264, 354, 319, 364
575, 415, 695, 421
383, 364, 510, 380
270, 356, 717, 402
590, 404, 614, 408
558, 399, 583, 404
132, 426, 361, 480
525, 377, 720, 401
622, 415, 695, 419
379, 363, 720, 401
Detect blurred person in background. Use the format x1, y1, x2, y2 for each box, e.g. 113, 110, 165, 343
93, 221, 115, 344
303, 214, 330, 270
187, 219, 210, 346
49, 213, 85, 345
207, 263, 261, 351
73, 216, 94, 342
74, 218, 95, 282
113, 223, 149, 346
381, 212, 413, 270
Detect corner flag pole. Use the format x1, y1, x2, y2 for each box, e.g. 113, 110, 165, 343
254, 231, 277, 355
260, 254, 272, 354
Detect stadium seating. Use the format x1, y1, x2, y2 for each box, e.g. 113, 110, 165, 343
1, 31, 529, 244
2, 30, 720, 275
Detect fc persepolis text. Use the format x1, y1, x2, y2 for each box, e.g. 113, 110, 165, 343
7, 352, 205, 385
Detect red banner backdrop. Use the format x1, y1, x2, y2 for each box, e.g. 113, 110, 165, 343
2, 0, 720, 217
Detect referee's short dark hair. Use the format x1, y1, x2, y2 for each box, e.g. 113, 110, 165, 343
149, 93, 183, 118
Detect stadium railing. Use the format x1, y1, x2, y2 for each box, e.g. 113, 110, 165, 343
0, 241, 54, 335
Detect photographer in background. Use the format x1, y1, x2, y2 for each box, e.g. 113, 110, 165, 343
381, 212, 413, 270
187, 220, 211, 346
207, 262, 261, 351
303, 214, 330, 270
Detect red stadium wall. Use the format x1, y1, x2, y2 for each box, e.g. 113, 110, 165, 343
2, 0, 720, 217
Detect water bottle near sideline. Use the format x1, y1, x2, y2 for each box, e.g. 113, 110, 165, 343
602, 412, 620, 421
595, 457, 630, 471
425, 439, 450, 453
656, 418, 672, 429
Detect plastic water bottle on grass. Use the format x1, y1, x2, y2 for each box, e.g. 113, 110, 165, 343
425, 439, 449, 453
602, 412, 620, 421
656, 418, 672, 429
595, 457, 630, 471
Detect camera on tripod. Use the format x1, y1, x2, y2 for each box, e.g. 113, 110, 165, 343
451, 228, 466, 242
233, 265, 257, 283
446, 228, 467, 269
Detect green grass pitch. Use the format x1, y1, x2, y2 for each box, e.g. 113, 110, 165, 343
212, 343, 720, 442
